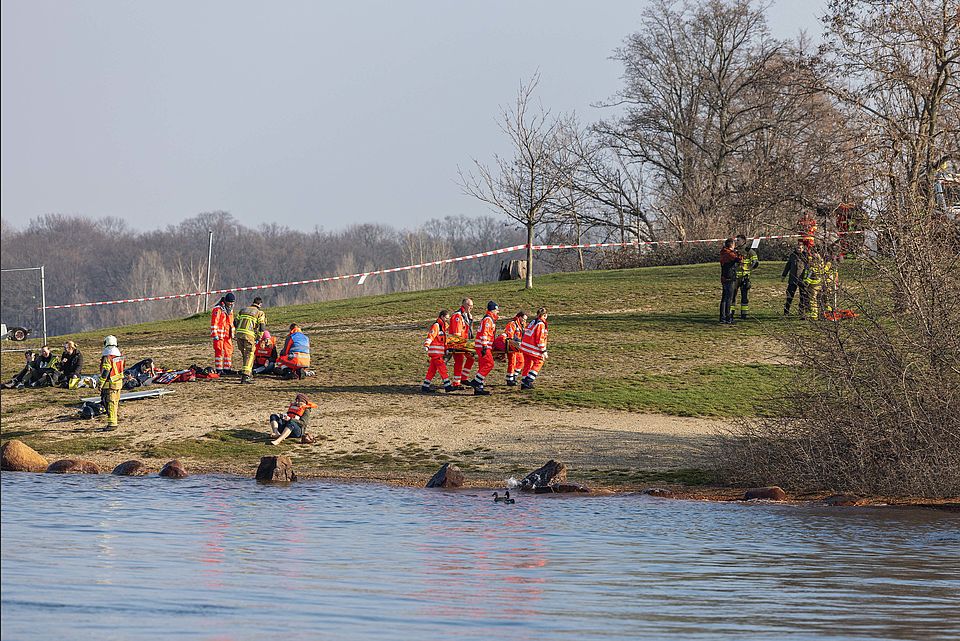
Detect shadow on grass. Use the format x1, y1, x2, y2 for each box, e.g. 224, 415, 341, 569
286, 384, 426, 396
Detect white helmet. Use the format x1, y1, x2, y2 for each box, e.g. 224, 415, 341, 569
104, 335, 118, 347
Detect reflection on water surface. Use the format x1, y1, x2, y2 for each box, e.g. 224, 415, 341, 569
2, 474, 958, 640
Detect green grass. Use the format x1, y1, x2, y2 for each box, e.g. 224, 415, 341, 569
2, 262, 803, 417
530, 364, 792, 416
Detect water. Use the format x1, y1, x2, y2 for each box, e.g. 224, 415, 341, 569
2, 474, 958, 641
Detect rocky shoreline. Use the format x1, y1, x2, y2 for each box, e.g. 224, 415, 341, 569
3, 439, 957, 511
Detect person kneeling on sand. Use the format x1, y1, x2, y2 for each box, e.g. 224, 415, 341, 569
270, 393, 318, 445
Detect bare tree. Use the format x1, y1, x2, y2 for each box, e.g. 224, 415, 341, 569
459, 74, 572, 288
601, 0, 792, 239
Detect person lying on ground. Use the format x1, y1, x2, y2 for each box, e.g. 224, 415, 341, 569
1, 351, 37, 389
270, 393, 318, 445
123, 358, 158, 389
252, 331, 278, 375
57, 341, 84, 389
275, 323, 311, 379
26, 346, 61, 388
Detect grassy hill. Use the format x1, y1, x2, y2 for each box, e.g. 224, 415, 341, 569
1, 262, 800, 486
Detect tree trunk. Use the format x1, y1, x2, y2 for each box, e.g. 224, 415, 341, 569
525, 222, 534, 289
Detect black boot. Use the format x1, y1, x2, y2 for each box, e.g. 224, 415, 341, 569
420, 385, 435, 394
520, 378, 534, 390
474, 385, 491, 396
506, 378, 517, 387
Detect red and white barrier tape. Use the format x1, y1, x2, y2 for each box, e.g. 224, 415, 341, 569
42, 231, 865, 310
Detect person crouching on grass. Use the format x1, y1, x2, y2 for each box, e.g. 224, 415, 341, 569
270, 393, 317, 445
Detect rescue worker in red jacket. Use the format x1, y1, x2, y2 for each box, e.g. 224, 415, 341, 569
270, 393, 318, 445
520, 308, 549, 390
501, 310, 527, 387
210, 292, 235, 374
98, 335, 125, 430
421, 310, 454, 393
448, 298, 475, 389
468, 301, 500, 395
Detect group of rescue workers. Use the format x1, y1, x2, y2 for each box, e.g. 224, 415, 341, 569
720, 232, 841, 324
209, 293, 312, 383
421, 298, 549, 395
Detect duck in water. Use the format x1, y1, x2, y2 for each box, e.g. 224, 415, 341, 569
492, 491, 515, 504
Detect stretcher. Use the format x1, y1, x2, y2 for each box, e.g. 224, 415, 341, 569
80, 389, 175, 404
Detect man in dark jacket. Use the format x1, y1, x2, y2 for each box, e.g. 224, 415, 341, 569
26, 345, 60, 387
57, 341, 84, 388
719, 238, 741, 324
1, 351, 36, 389
781, 243, 809, 316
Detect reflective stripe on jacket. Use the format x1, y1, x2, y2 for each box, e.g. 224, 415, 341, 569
234, 305, 266, 339
475, 313, 497, 349
100, 353, 125, 389
210, 304, 233, 340
736, 250, 760, 279
520, 319, 548, 357
424, 319, 447, 357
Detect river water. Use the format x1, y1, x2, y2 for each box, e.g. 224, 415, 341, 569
1, 474, 958, 641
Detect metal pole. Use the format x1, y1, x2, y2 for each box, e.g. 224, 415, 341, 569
203, 229, 213, 311
40, 265, 48, 345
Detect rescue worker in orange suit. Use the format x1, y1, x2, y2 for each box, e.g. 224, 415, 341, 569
210, 292, 235, 374
276, 323, 311, 379
234, 297, 266, 384
253, 330, 278, 375
98, 335, 125, 431
448, 298, 476, 390
520, 308, 549, 390
468, 301, 500, 396
421, 310, 454, 394
502, 310, 528, 386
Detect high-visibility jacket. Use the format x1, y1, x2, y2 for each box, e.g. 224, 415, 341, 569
234, 305, 266, 340
475, 312, 498, 350
502, 318, 523, 344
254, 336, 277, 366
803, 255, 828, 286
279, 330, 310, 367
99, 351, 125, 390
736, 250, 760, 279
287, 400, 318, 421
520, 318, 549, 357
449, 307, 473, 340
210, 303, 234, 340
424, 318, 447, 357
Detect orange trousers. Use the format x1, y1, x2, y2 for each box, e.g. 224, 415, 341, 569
424, 356, 450, 383
452, 352, 475, 385
506, 352, 524, 375
474, 348, 495, 381
522, 354, 544, 379
213, 338, 234, 370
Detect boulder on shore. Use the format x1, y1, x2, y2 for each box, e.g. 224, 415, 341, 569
256, 455, 298, 482
112, 460, 151, 476
425, 462, 464, 488
46, 459, 100, 474
1, 440, 49, 472
159, 460, 188, 479
520, 459, 567, 490
744, 486, 787, 501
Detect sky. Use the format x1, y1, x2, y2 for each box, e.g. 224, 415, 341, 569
1, 0, 827, 233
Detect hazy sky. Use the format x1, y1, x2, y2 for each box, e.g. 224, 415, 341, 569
1, 0, 827, 232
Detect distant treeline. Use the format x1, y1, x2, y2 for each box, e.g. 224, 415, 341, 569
0, 212, 534, 337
